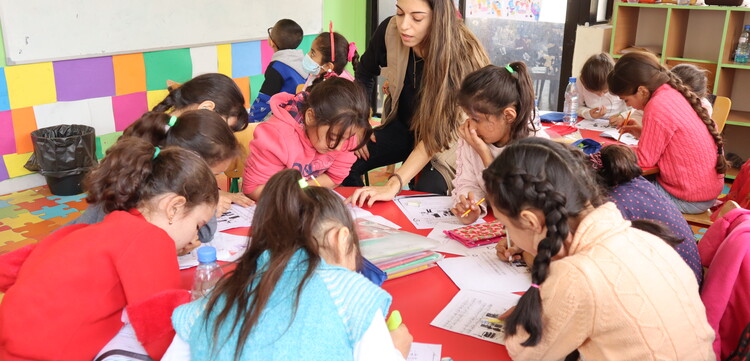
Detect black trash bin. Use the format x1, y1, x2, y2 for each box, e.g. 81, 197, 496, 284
24, 125, 98, 196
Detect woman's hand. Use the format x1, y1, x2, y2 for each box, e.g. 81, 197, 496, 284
458, 121, 493, 166
219, 190, 255, 207
390, 323, 413, 359
496, 240, 523, 263
355, 133, 377, 161
347, 179, 402, 207
590, 106, 607, 119
450, 192, 481, 225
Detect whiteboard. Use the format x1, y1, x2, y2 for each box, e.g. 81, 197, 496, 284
0, 0, 323, 65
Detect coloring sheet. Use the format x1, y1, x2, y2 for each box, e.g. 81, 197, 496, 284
431, 290, 521, 345
438, 252, 532, 293
177, 232, 250, 269
394, 195, 481, 229
574, 118, 614, 131
599, 129, 639, 146
407, 343, 442, 361
216, 204, 255, 232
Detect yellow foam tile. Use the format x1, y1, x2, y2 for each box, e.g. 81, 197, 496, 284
217, 44, 232, 77
5, 63, 57, 109
3, 152, 34, 178
146, 89, 170, 111
0, 212, 42, 228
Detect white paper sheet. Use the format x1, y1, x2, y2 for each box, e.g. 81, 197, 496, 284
438, 252, 531, 293
407, 343, 442, 361
574, 118, 615, 131
427, 222, 494, 257
361, 215, 401, 229
394, 195, 482, 229
430, 290, 520, 345
216, 204, 255, 232
178, 232, 250, 269
335, 192, 375, 219
599, 129, 639, 145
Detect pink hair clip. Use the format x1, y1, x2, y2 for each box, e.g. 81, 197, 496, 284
347, 42, 357, 62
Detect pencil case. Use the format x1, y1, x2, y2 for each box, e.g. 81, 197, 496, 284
443, 222, 506, 248
360, 257, 387, 286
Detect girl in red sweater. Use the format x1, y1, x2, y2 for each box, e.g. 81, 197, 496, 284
608, 52, 726, 214
0, 138, 218, 360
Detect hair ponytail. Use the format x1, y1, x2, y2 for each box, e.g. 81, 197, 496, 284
458, 62, 537, 145
84, 138, 218, 213
664, 71, 728, 174
122, 111, 171, 146
204, 169, 359, 361
482, 137, 604, 346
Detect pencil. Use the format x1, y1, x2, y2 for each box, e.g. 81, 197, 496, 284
507, 234, 512, 263
309, 175, 321, 187
617, 110, 633, 143
461, 197, 485, 217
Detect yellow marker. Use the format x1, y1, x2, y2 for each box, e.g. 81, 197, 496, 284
387, 310, 402, 331
461, 198, 485, 218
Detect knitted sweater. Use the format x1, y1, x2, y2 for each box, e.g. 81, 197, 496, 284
609, 176, 703, 285
505, 203, 715, 361
172, 250, 392, 361
637, 84, 724, 202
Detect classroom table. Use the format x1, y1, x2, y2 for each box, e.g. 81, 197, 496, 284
181, 189, 512, 361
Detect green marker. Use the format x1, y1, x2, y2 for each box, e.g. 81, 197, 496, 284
387, 310, 402, 331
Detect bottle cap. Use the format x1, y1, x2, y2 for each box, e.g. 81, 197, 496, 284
197, 246, 218, 263
745, 25, 750, 30
569, 77, 576, 82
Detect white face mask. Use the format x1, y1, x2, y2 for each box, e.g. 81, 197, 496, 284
302, 52, 321, 75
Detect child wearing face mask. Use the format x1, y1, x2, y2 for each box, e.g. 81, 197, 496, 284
249, 19, 307, 123
242, 77, 371, 201
450, 63, 549, 225
300, 31, 360, 90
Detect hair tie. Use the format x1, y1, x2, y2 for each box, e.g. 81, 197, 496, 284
152, 147, 161, 160
323, 70, 339, 80
298, 178, 309, 189
505, 64, 516, 75
167, 115, 178, 128
347, 42, 357, 62
329, 21, 335, 63
530, 283, 540, 289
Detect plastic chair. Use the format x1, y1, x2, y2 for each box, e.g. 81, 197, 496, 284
224, 123, 259, 193
713, 95, 731, 133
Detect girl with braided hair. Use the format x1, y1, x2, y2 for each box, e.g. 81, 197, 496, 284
485, 137, 714, 360
608, 51, 726, 214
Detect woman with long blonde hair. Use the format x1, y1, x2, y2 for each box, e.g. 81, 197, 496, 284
345, 0, 490, 205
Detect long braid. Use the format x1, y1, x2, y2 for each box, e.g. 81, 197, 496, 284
665, 71, 728, 174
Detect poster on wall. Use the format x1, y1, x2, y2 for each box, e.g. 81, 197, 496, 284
466, 0, 542, 21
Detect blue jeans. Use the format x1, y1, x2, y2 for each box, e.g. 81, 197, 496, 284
650, 180, 715, 214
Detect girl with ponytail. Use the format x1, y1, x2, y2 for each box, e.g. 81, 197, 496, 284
608, 51, 726, 214
0, 138, 218, 360
166, 169, 412, 361
450, 62, 548, 224
485, 137, 714, 360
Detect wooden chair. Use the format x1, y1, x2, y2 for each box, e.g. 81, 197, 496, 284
224, 123, 259, 193
713, 96, 731, 133
684, 200, 741, 227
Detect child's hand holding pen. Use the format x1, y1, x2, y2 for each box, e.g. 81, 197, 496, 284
617, 111, 642, 139
450, 192, 483, 225
496, 239, 523, 263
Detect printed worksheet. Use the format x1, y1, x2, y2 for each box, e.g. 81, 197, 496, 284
431, 290, 521, 345
177, 232, 250, 269
574, 118, 615, 131
394, 195, 482, 229
427, 222, 494, 257
438, 252, 531, 293
216, 204, 255, 232
599, 129, 639, 145
407, 343, 442, 361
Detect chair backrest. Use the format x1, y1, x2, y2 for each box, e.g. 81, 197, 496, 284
713, 95, 731, 133
224, 123, 259, 179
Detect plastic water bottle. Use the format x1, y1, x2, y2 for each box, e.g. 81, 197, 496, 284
735, 25, 750, 64
191, 246, 224, 301
563, 77, 579, 125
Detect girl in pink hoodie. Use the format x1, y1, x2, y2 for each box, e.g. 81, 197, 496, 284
242, 77, 371, 200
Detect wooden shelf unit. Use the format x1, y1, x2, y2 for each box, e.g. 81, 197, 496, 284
611, 2, 750, 168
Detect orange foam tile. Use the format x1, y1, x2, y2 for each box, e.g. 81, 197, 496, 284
233, 77, 251, 109
113, 53, 147, 95
10, 107, 37, 154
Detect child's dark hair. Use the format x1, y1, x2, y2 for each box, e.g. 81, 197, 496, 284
302, 77, 372, 150
271, 19, 303, 50
313, 32, 360, 74
596, 145, 643, 188
608, 51, 727, 174
84, 138, 218, 213
458, 63, 538, 144
580, 53, 615, 93
671, 63, 709, 98
122, 110, 240, 167
482, 137, 679, 346
203, 169, 360, 360
152, 73, 249, 132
